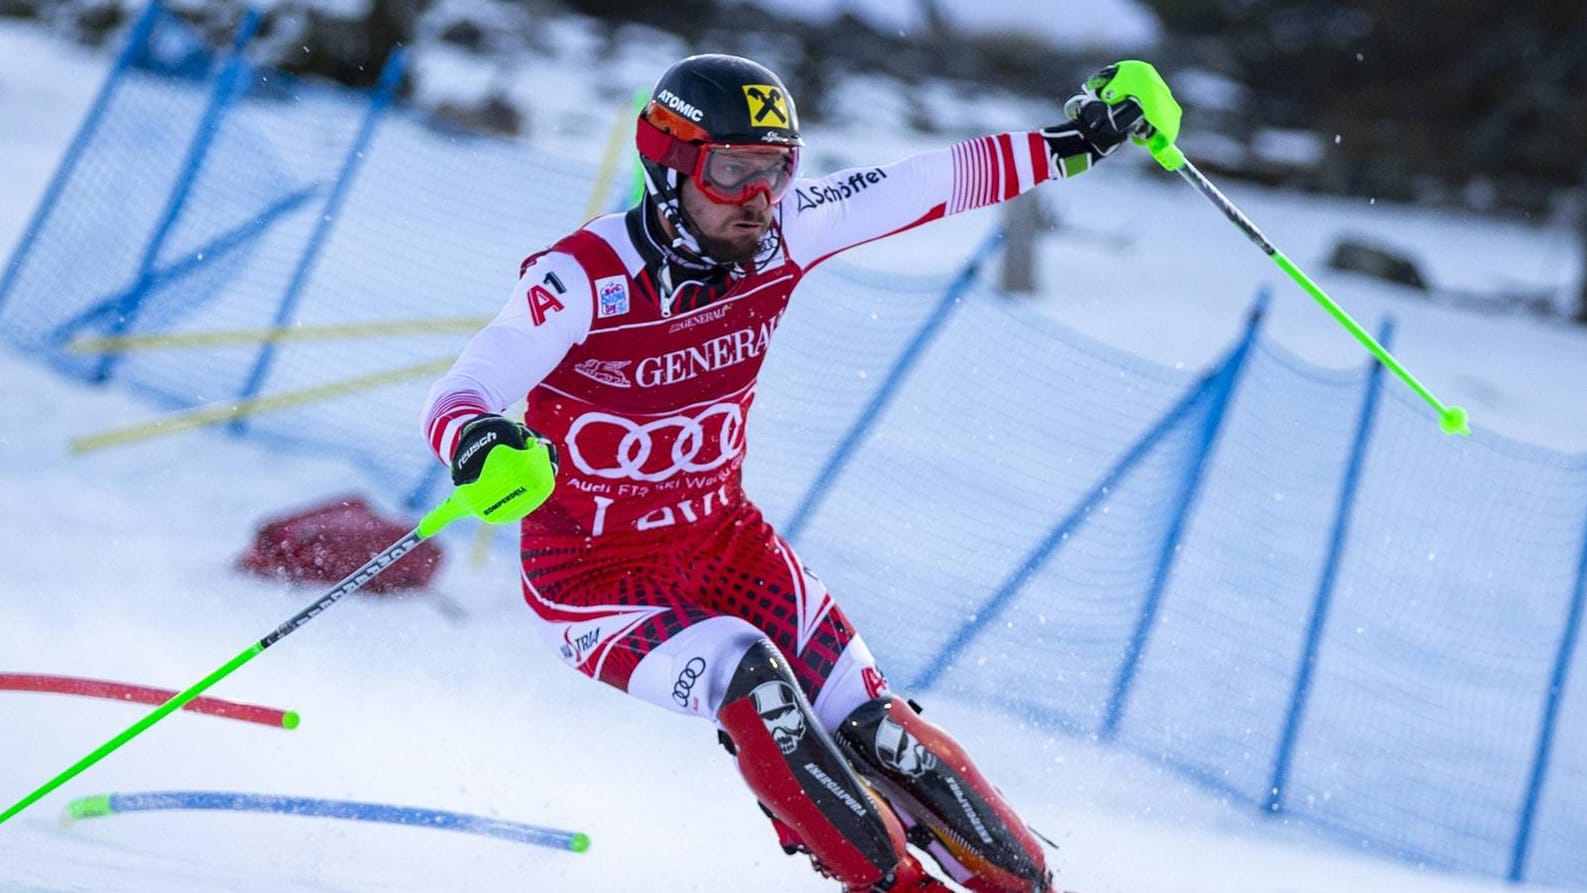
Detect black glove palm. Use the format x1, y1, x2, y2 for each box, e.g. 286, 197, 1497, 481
1040, 61, 1173, 178
1066, 90, 1148, 156
1039, 94, 1145, 178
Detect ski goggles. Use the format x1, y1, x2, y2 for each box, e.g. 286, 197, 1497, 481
637, 114, 800, 205
694, 145, 797, 204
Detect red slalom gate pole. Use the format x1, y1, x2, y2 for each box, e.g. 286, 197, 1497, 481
0, 492, 475, 827
0, 673, 299, 729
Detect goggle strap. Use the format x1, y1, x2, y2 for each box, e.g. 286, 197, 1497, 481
636, 115, 701, 173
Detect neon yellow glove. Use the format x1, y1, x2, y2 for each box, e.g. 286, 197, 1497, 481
1082, 60, 1184, 170
448, 414, 558, 525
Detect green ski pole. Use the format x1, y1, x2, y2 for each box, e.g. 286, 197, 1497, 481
1096, 60, 1469, 437
1167, 154, 1468, 436
0, 493, 476, 827
1, 433, 553, 826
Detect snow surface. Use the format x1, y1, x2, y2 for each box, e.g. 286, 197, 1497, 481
2, 10, 1586, 893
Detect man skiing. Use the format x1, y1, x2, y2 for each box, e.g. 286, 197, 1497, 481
423, 54, 1180, 892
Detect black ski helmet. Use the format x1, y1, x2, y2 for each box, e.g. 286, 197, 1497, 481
637, 54, 801, 221
638, 53, 801, 153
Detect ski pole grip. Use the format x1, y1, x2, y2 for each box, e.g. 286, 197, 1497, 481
1148, 139, 1186, 172
1124, 115, 1185, 172
417, 494, 472, 539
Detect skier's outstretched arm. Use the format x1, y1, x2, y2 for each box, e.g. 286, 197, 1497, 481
783, 61, 1178, 269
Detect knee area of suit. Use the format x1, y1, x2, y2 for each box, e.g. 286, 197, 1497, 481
722, 638, 799, 704
836, 696, 909, 744
836, 696, 943, 776
716, 639, 820, 761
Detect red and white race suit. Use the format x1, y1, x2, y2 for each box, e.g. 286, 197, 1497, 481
423, 132, 1062, 724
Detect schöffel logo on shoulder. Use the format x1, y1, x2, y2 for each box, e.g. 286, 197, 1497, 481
794, 169, 887, 212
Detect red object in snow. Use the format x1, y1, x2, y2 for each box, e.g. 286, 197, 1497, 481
0, 673, 298, 728
237, 495, 444, 593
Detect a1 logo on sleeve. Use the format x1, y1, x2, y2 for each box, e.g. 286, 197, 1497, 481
594, 275, 629, 319
526, 270, 568, 326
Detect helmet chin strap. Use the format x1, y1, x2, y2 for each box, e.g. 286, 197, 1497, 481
643, 164, 747, 314
644, 166, 720, 268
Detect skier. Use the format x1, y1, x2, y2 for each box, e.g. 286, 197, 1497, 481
423, 54, 1179, 892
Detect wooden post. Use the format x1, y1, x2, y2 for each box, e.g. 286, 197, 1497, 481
1577, 183, 1587, 325
1001, 192, 1041, 295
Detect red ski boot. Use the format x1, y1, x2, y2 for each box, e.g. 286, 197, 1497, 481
769, 812, 954, 892
870, 852, 956, 892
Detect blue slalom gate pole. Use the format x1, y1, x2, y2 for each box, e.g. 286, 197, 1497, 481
66, 790, 590, 852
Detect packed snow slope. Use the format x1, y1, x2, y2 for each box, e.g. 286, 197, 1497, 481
2, 11, 1586, 893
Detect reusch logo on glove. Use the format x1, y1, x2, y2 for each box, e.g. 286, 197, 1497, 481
456, 430, 497, 469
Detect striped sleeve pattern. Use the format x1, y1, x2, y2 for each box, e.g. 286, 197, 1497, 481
424, 389, 491, 463
947, 132, 1057, 215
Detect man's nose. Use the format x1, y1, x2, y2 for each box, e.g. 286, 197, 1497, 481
741, 190, 771, 212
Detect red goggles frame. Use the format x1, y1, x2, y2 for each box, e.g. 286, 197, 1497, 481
637, 114, 799, 205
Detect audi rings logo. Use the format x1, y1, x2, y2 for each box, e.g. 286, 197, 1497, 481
673, 656, 707, 707
567, 403, 745, 482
